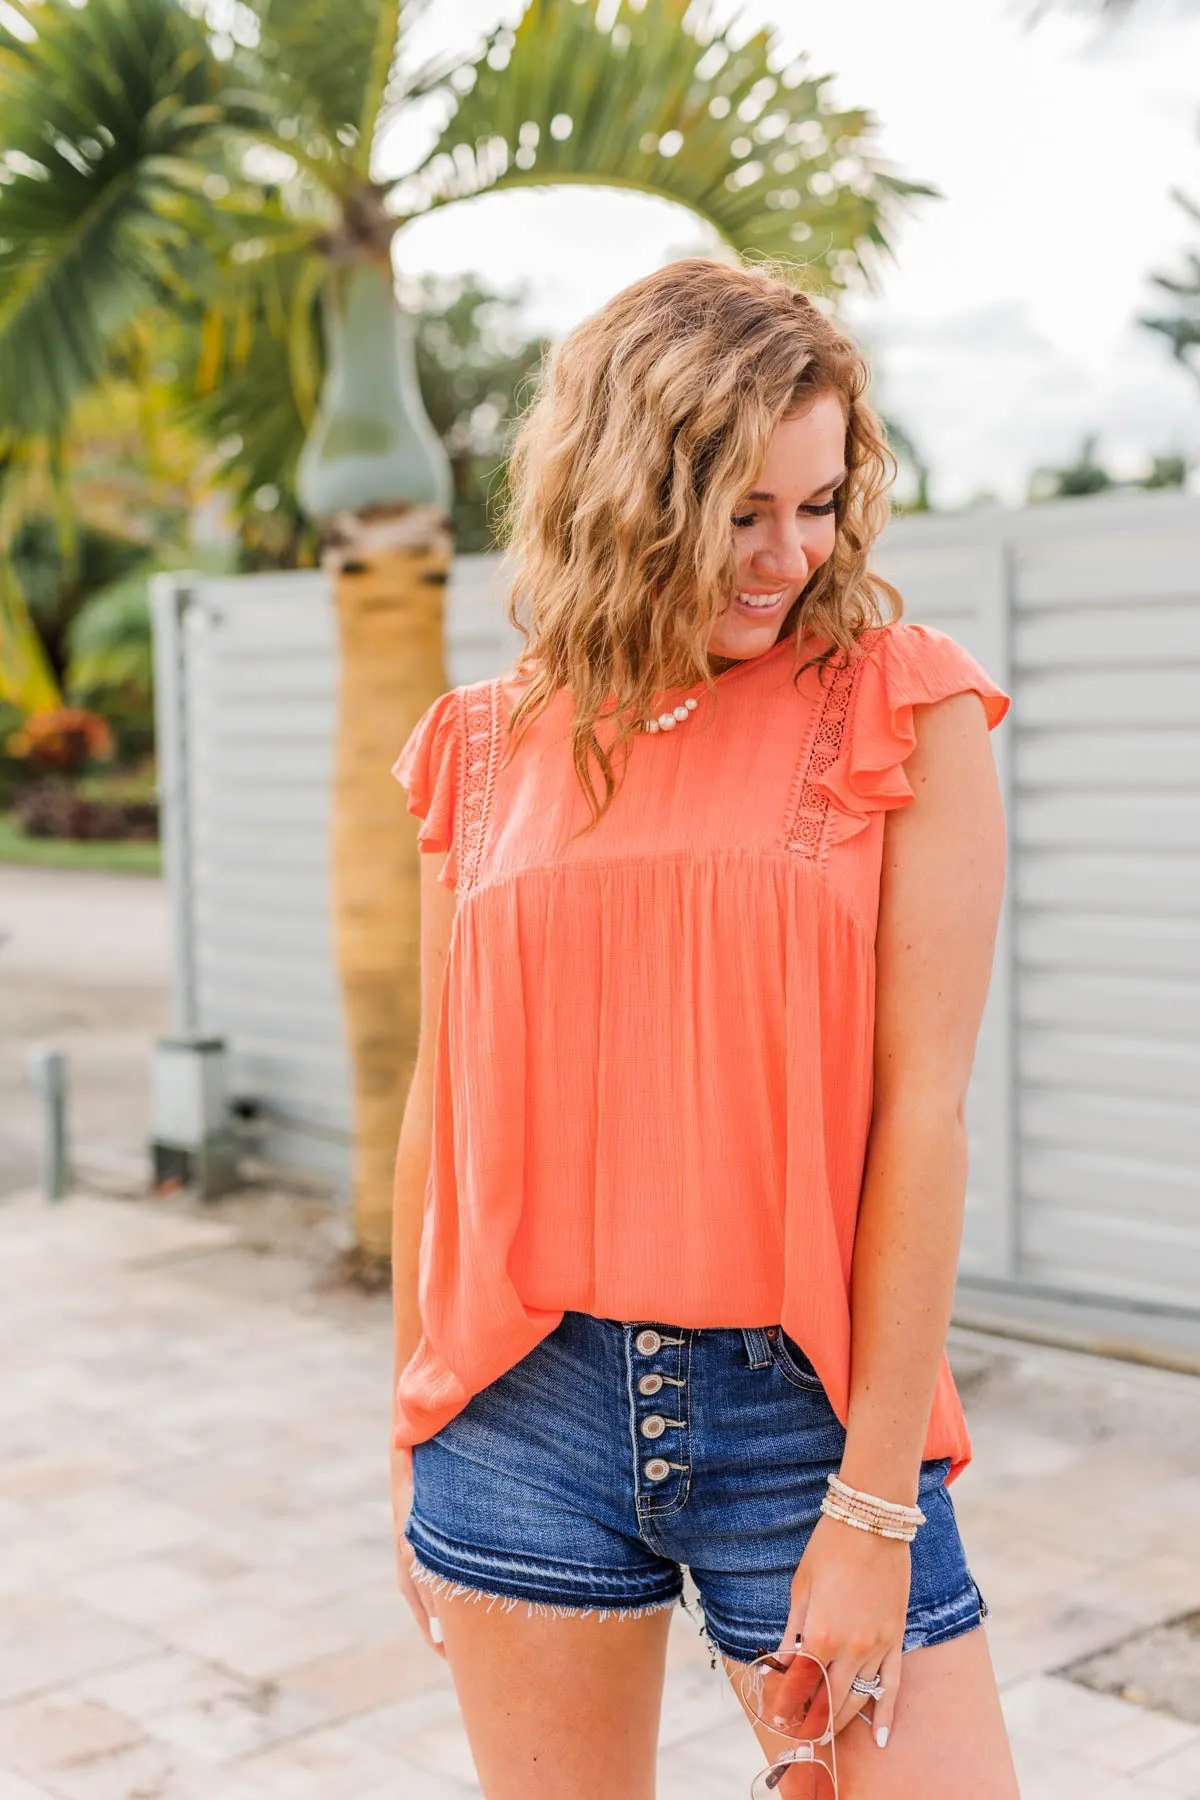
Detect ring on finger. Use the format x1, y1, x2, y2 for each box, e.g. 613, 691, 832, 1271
849, 1672, 886, 1701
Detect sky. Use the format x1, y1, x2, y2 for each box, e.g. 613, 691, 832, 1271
388, 0, 1200, 505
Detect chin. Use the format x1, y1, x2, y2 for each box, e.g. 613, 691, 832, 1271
708, 618, 787, 662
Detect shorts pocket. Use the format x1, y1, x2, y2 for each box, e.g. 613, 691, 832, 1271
768, 1328, 825, 1392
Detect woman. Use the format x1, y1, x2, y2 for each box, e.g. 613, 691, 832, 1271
389, 258, 1019, 1799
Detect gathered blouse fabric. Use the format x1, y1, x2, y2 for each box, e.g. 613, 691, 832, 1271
391, 620, 1011, 1482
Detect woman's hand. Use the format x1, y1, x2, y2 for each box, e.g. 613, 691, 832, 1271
780, 1511, 910, 1746
391, 1443, 445, 1659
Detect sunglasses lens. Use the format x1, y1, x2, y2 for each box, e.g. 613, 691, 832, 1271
750, 1754, 837, 1799
742, 1652, 833, 1741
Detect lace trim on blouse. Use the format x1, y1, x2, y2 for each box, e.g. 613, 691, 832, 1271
459, 679, 503, 892
781, 650, 864, 863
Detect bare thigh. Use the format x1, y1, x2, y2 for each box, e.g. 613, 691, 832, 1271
437, 1593, 675, 1800
725, 1625, 1019, 1800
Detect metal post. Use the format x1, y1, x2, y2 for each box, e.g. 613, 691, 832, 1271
26, 1047, 69, 1200
150, 575, 199, 1034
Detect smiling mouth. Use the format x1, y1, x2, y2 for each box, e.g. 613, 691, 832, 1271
734, 589, 788, 612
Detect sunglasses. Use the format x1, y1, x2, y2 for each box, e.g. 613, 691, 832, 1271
739, 1647, 849, 1798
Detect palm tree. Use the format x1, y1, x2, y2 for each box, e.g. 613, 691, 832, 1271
1142, 191, 1200, 382
0, 0, 931, 1267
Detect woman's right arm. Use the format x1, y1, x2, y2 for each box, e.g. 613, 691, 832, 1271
391, 846, 457, 1654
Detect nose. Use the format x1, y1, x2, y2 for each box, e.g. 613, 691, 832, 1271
750, 517, 817, 588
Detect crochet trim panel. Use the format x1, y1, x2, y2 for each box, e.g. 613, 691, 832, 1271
781, 650, 864, 863
458, 679, 503, 892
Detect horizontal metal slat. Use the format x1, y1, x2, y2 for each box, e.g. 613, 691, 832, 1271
1016, 729, 1200, 790
1021, 1209, 1200, 1309
1017, 667, 1200, 729
1020, 1029, 1200, 1104
1015, 602, 1200, 669
1018, 911, 1200, 977
1016, 793, 1200, 852
1023, 1145, 1197, 1227
1021, 1089, 1200, 1162
1019, 970, 1200, 1040
1017, 851, 1200, 916
1015, 524, 1200, 607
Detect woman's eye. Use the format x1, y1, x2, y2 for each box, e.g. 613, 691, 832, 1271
733, 497, 839, 528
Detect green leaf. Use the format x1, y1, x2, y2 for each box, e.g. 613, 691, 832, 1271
65, 563, 155, 699
393, 0, 934, 288
244, 0, 407, 178
0, 0, 250, 438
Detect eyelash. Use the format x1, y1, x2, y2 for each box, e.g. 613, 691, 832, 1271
732, 498, 839, 528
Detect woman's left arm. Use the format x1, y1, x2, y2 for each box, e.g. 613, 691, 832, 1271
786, 687, 1008, 1744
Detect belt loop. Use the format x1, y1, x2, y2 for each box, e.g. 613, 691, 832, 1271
742, 1327, 772, 1369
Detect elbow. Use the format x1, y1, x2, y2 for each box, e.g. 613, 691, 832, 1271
870, 1079, 969, 1144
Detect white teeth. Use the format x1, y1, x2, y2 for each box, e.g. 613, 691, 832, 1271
737, 590, 784, 609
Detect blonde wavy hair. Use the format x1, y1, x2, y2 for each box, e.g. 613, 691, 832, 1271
498, 256, 901, 827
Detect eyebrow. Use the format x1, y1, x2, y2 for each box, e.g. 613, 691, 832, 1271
745, 468, 848, 502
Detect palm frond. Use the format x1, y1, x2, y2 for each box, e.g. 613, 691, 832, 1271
0, 0, 254, 439
66, 563, 155, 700
0, 555, 61, 712
391, 0, 934, 289
172, 241, 322, 509
242, 0, 391, 178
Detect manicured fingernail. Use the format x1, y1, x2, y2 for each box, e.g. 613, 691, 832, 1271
430, 1616, 444, 1645
876, 1725, 889, 1749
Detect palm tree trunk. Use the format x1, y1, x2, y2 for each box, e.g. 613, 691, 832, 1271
326, 509, 451, 1268
298, 257, 453, 1271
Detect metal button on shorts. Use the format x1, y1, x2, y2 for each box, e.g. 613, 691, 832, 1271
643, 1457, 671, 1482
640, 1414, 667, 1439
635, 1329, 662, 1355
638, 1373, 664, 1396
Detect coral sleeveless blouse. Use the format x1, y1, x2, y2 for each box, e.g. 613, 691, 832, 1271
392, 620, 1011, 1481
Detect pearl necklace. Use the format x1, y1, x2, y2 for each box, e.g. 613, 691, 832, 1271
640, 695, 700, 734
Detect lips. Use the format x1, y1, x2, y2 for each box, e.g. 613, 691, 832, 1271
735, 590, 786, 611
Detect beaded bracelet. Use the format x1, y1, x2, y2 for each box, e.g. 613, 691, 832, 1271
820, 1495, 918, 1541
821, 1474, 926, 1543
827, 1475, 925, 1524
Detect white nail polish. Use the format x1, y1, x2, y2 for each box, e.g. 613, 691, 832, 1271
430, 1616, 444, 1645
876, 1725, 889, 1749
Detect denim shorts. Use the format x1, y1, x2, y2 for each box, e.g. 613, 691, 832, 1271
406, 1313, 988, 1663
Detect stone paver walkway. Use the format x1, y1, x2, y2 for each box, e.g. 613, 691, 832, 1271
3, 1187, 1200, 1798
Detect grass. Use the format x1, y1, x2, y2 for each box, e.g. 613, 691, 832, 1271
0, 812, 162, 875
75, 765, 158, 802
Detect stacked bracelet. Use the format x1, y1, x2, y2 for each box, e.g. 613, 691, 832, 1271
820, 1474, 926, 1543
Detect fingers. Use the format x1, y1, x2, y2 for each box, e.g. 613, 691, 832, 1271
390, 1446, 443, 1658
396, 1543, 447, 1658
777, 1586, 810, 1659
395, 1540, 447, 1663
827, 1653, 870, 1737
869, 1643, 903, 1749
823, 1646, 896, 1738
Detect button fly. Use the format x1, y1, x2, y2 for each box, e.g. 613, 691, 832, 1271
640, 1414, 667, 1440
644, 1457, 671, 1482
638, 1373, 664, 1396
635, 1329, 662, 1355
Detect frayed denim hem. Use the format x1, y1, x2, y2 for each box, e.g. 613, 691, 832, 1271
407, 1553, 683, 1624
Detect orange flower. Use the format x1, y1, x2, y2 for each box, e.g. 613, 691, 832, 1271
8, 708, 115, 775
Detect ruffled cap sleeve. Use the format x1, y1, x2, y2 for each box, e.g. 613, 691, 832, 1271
391, 687, 461, 887
812, 622, 1011, 847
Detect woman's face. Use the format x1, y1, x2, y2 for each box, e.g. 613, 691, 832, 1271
707, 389, 847, 664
